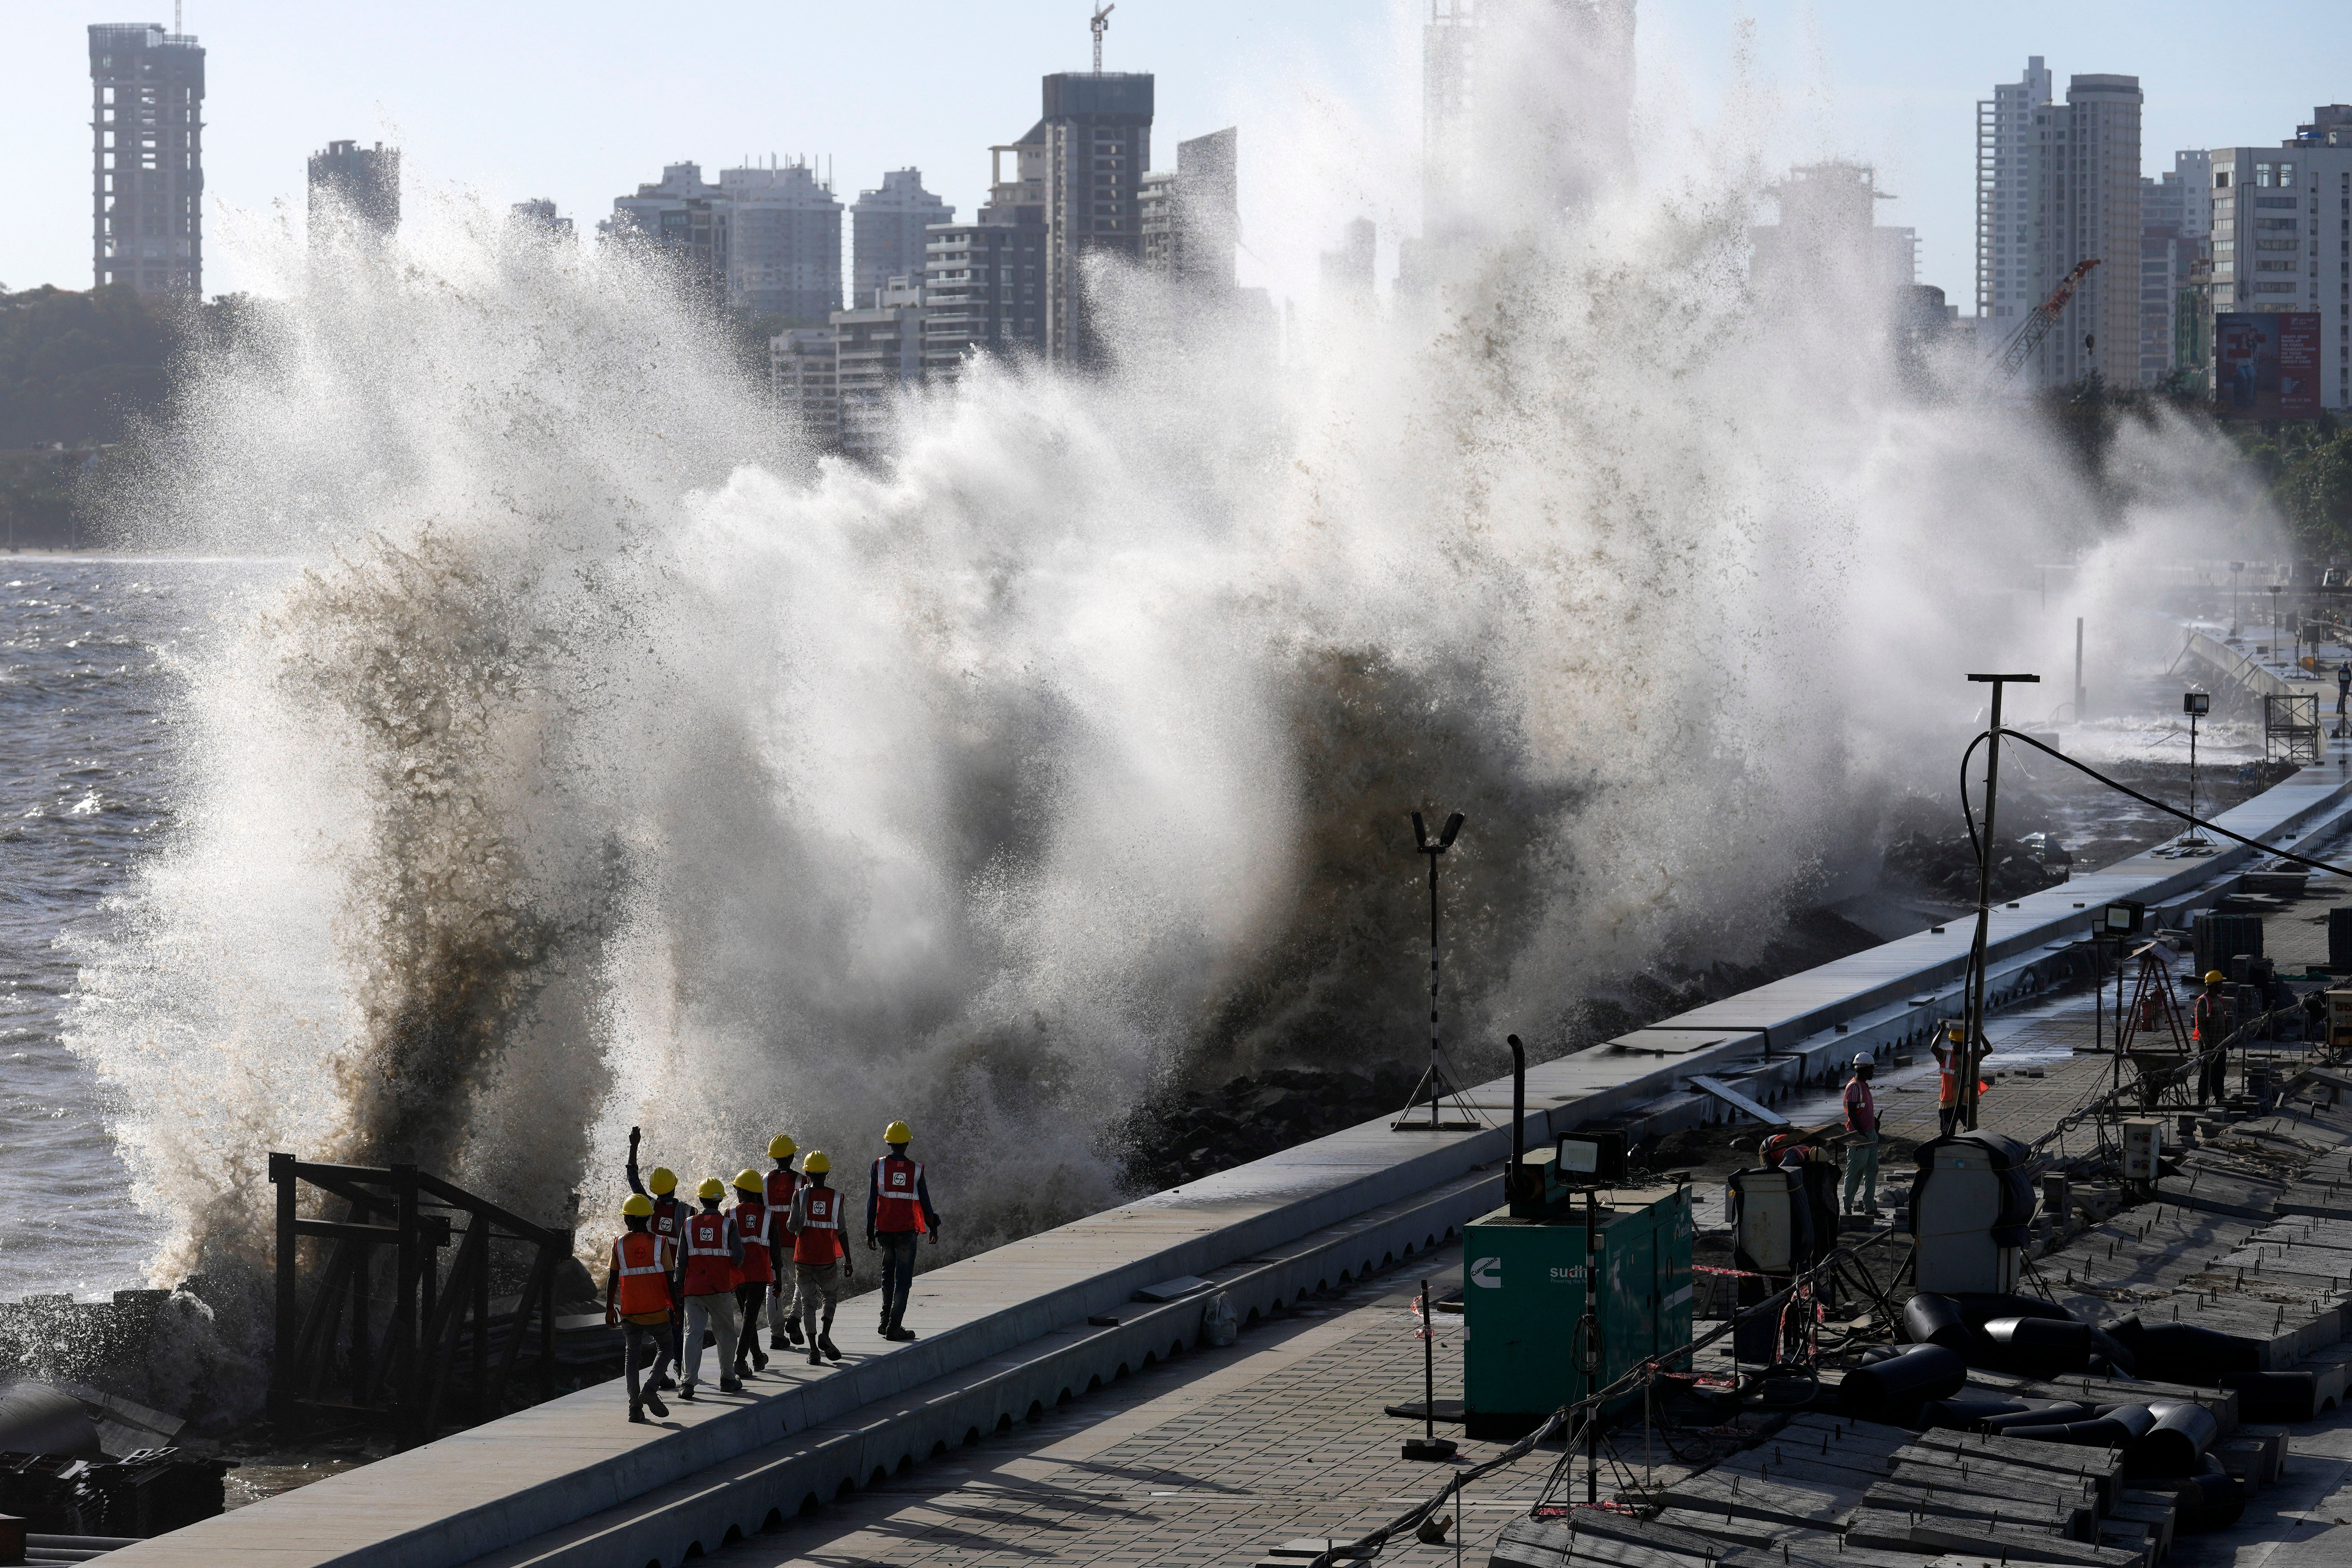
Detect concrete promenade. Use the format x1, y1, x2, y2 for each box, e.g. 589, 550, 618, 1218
104, 756, 2352, 1568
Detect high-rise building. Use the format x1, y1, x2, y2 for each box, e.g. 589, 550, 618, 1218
722, 161, 843, 322
831, 276, 928, 457
308, 140, 401, 240
2140, 153, 2212, 386
1039, 71, 1155, 364
851, 170, 952, 310
771, 327, 841, 448
1748, 162, 1918, 302
2208, 120, 2352, 409
1320, 218, 1377, 302
1974, 61, 2141, 388
511, 199, 574, 238
1405, 0, 1634, 290
604, 163, 731, 299
89, 23, 204, 297
1140, 128, 1238, 289
921, 125, 1050, 381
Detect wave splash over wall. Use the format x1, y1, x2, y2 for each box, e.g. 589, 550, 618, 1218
68, 12, 2260, 1407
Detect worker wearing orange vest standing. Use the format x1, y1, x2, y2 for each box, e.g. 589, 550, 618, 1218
867, 1120, 940, 1342
1931, 1022, 1992, 1138
786, 1151, 854, 1366
604, 1194, 673, 1424
1840, 1054, 1881, 1219
730, 1168, 776, 1381
676, 1177, 745, 1400
764, 1135, 805, 1350
2193, 970, 2233, 1105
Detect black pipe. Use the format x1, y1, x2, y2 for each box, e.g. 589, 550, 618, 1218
1508, 1033, 1526, 1169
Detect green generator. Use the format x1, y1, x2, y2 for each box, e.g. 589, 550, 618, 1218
1462, 1156, 1694, 1439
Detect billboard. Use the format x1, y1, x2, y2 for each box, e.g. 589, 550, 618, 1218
2217, 312, 2322, 418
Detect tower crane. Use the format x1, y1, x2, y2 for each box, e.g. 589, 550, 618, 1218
1092, 4, 1114, 73
1986, 258, 2101, 388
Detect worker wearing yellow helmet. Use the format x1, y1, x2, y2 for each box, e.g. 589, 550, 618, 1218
785, 1150, 853, 1365
623, 1126, 692, 1394
762, 1135, 806, 1352
675, 1176, 746, 1400
730, 1167, 778, 1381
2193, 970, 2233, 1106
604, 1193, 672, 1423
867, 1120, 940, 1342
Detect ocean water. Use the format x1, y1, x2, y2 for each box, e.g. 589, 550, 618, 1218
0, 557, 281, 1298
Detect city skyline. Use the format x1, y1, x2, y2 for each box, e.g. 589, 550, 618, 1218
2, 1, 2346, 310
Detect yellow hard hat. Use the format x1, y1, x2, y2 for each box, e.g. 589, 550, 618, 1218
696, 1176, 725, 1201
768, 1134, 797, 1160
884, 1120, 912, 1145
733, 1167, 764, 1193
2204, 970, 2226, 984
621, 1193, 655, 1218
647, 1166, 677, 1195
801, 1150, 831, 1174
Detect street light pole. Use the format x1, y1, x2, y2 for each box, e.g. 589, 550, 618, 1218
2184, 690, 2211, 846
1395, 810, 1473, 1131
2231, 561, 2244, 636
1964, 673, 2039, 1131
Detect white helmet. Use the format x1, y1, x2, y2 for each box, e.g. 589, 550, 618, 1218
1852, 1053, 1873, 1070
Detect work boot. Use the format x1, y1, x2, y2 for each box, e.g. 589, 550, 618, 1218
750, 1344, 769, 1372
654, 1373, 677, 1391
879, 1310, 893, 1334
808, 1346, 825, 1366
784, 1318, 805, 1346
645, 1390, 670, 1419
819, 1333, 842, 1363
719, 1376, 743, 1394
887, 1325, 917, 1342
677, 1381, 697, 1402
770, 1330, 792, 1352
629, 1404, 648, 1424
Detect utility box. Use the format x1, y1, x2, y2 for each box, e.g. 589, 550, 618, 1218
1909, 1133, 2036, 1296
2121, 1118, 2163, 1181
2326, 990, 2352, 1048
1462, 1183, 1692, 1440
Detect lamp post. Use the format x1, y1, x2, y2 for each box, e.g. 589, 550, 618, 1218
2184, 690, 2212, 846
1394, 809, 1477, 1131
1963, 673, 2038, 1131
2270, 583, 2285, 670
2230, 561, 2245, 636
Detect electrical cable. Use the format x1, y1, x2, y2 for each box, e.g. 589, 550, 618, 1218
1961, 727, 2352, 879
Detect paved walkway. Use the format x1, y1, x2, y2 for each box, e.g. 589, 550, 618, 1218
695, 1249, 1596, 1568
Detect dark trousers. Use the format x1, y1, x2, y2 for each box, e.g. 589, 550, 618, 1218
623, 1319, 666, 1411
2200, 1051, 2230, 1105
878, 1232, 921, 1326
1938, 1106, 1963, 1139
733, 1282, 769, 1367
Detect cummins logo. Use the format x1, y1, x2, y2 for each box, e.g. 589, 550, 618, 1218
1470, 1255, 1501, 1289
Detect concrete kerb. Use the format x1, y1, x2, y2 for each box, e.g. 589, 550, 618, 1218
463, 1173, 1494, 1568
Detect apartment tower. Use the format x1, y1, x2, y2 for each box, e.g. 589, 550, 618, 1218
89, 22, 205, 297
308, 140, 401, 239
852, 170, 952, 310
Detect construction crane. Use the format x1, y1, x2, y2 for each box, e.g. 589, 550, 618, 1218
1092, 4, 1114, 73
1986, 258, 2101, 388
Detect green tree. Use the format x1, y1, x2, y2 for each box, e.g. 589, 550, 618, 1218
0, 284, 175, 448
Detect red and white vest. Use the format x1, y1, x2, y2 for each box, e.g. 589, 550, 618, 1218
765, 1166, 800, 1212
871, 1156, 927, 1234
681, 1208, 738, 1298
735, 1196, 774, 1285
611, 1229, 670, 1317
793, 1186, 845, 1265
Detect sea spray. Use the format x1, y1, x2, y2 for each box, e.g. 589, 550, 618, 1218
63, 19, 2280, 1423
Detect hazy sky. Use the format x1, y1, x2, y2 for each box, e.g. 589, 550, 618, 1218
2, 1, 2342, 310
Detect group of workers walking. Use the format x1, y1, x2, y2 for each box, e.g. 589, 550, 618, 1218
602, 1121, 942, 1424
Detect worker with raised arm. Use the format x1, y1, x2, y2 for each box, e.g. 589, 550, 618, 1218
1840, 1054, 1881, 1218
603, 1194, 672, 1424
764, 1135, 805, 1350
625, 1127, 692, 1391
676, 1176, 745, 1400
866, 1120, 941, 1342
729, 1167, 777, 1380
786, 1151, 853, 1365
1931, 1022, 1991, 1138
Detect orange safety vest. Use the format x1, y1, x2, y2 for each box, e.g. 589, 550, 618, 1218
2193, 991, 2227, 1043
765, 1166, 800, 1211
872, 1156, 928, 1234
735, 1196, 774, 1285
793, 1186, 845, 1266
680, 1208, 738, 1298
1937, 1060, 1959, 1107
612, 1230, 670, 1318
